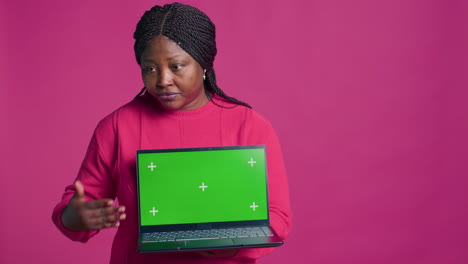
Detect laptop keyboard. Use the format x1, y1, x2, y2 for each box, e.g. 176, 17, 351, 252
142, 227, 274, 243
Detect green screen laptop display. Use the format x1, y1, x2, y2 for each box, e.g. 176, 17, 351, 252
137, 146, 268, 226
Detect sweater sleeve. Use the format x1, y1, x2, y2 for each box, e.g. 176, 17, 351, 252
51, 115, 118, 242
231, 111, 292, 261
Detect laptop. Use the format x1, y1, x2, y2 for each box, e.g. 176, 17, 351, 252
136, 145, 283, 253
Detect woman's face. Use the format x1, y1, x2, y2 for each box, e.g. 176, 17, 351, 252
140, 36, 208, 111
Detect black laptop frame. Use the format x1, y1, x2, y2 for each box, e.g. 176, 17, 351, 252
135, 145, 271, 234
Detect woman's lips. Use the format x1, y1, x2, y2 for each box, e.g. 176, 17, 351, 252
157, 92, 179, 101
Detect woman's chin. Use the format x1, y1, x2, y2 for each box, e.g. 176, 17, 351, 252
150, 96, 181, 111
151, 94, 208, 111
159, 101, 182, 111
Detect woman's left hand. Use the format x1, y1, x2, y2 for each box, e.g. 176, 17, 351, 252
197, 249, 239, 258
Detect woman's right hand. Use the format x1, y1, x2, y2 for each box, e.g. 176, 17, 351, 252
61, 181, 126, 231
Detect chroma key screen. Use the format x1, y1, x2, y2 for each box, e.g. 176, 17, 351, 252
137, 146, 268, 226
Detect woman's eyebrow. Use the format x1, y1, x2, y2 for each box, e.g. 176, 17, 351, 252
141, 58, 156, 63
141, 55, 183, 63
167, 55, 182, 61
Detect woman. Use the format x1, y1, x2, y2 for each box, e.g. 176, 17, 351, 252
52, 3, 291, 263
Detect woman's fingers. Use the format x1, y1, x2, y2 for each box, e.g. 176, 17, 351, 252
82, 203, 126, 230
69, 181, 126, 230
86, 205, 118, 217
64, 182, 126, 231
84, 198, 113, 209
95, 206, 125, 222
74, 180, 86, 201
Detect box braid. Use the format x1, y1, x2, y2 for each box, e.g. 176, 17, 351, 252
133, 3, 251, 109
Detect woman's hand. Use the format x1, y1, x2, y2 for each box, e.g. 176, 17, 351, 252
197, 249, 239, 258
61, 181, 126, 231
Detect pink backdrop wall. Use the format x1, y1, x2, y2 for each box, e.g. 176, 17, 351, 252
2, 0, 467, 263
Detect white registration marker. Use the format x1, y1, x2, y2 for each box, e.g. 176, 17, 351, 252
147, 162, 157, 171
149, 207, 159, 216
248, 158, 256, 167
250, 202, 259, 211
199, 182, 208, 191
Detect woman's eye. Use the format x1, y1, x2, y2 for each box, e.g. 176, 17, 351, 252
172, 65, 183, 71
144, 67, 157, 72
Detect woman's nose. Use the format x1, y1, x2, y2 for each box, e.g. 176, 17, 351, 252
157, 69, 173, 88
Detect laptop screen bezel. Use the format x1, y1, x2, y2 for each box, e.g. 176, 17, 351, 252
135, 145, 271, 232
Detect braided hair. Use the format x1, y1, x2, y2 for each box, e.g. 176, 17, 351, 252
133, 2, 251, 108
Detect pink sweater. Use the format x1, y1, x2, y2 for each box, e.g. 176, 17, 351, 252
52, 94, 292, 264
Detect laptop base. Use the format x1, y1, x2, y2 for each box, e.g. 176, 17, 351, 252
138, 235, 283, 253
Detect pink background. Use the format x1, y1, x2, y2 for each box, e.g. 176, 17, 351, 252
2, 0, 467, 263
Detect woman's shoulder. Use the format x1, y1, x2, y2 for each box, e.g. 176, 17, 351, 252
93, 95, 147, 134
211, 95, 273, 129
